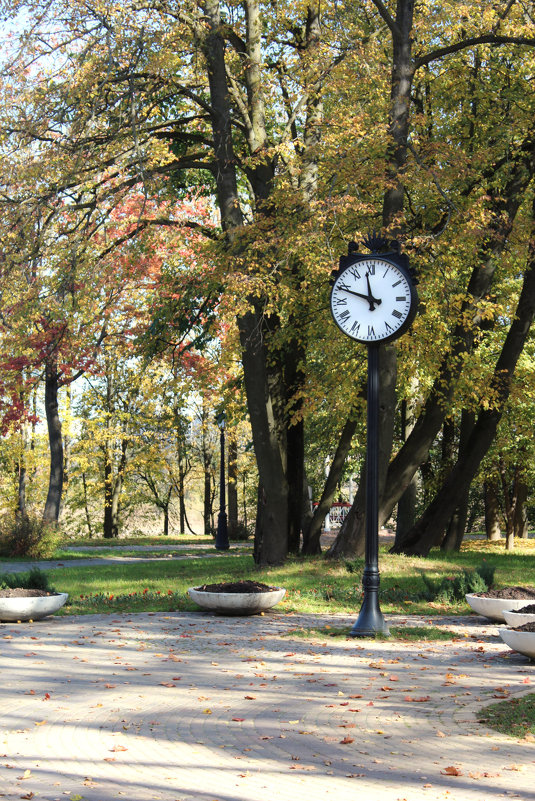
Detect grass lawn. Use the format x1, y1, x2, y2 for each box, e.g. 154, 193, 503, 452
478, 694, 535, 740
4, 534, 529, 618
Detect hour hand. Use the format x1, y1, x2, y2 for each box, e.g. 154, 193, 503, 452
365, 273, 381, 311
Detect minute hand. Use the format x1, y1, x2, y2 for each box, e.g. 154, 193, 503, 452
340, 287, 382, 310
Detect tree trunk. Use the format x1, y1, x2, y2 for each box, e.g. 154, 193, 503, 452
203, 457, 212, 537
227, 434, 238, 537
82, 472, 93, 538
513, 476, 529, 539
178, 457, 186, 535
392, 214, 535, 556
441, 410, 475, 551
327, 344, 397, 558
239, 307, 289, 565
484, 479, 502, 540
103, 450, 114, 538
395, 400, 418, 546
43, 357, 63, 524
17, 422, 29, 519
302, 414, 358, 555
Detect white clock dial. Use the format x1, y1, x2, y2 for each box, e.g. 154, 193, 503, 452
330, 256, 416, 343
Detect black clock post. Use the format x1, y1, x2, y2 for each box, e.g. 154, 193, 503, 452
351, 340, 387, 636
329, 236, 418, 637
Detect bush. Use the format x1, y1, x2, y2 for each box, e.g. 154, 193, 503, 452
344, 558, 365, 574
228, 521, 253, 541
421, 562, 496, 603
0, 514, 61, 559
0, 567, 54, 592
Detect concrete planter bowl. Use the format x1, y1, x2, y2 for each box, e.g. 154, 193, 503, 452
188, 584, 286, 616
498, 627, 535, 660
0, 592, 68, 622
465, 593, 535, 623
503, 609, 535, 627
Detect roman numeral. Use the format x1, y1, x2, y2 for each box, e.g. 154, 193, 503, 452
350, 321, 360, 334
396, 296, 406, 302
384, 321, 394, 333
368, 325, 375, 337
392, 309, 403, 319
367, 263, 375, 275
348, 267, 361, 279
335, 297, 347, 306
339, 309, 350, 320
392, 280, 402, 287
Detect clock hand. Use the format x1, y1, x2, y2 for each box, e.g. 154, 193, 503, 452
365, 272, 382, 311
339, 287, 374, 303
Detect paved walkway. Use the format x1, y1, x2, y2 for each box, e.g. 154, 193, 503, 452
0, 608, 534, 801
0, 543, 248, 574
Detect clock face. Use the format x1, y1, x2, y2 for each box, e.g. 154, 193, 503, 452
330, 256, 417, 343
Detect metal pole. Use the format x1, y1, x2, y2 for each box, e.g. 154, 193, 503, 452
350, 343, 389, 636
215, 424, 229, 550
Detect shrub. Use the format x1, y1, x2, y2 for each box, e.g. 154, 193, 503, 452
421, 562, 496, 603
344, 558, 365, 574
0, 567, 54, 592
228, 521, 253, 541
0, 514, 61, 559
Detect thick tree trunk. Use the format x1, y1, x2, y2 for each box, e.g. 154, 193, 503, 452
484, 479, 502, 540
441, 410, 475, 551
302, 414, 358, 555
203, 3, 289, 564
43, 358, 63, 524
392, 218, 535, 556
513, 477, 529, 539
395, 400, 418, 546
239, 307, 289, 565
326, 345, 397, 559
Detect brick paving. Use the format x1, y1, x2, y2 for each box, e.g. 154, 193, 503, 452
0, 608, 534, 801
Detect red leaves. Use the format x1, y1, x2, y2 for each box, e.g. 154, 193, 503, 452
441, 766, 462, 776
404, 695, 430, 703
339, 736, 354, 744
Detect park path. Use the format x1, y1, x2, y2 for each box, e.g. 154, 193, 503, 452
0, 607, 534, 801
0, 542, 248, 574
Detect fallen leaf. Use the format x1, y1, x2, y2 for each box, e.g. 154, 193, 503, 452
404, 696, 430, 703
339, 736, 354, 744
110, 745, 128, 752
441, 766, 462, 776
232, 717, 245, 722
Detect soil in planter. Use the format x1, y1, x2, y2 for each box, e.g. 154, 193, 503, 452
515, 604, 535, 614
513, 622, 535, 632
195, 580, 278, 593
0, 589, 57, 598
471, 586, 535, 599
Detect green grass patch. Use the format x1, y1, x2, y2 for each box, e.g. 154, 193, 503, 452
478, 693, 535, 740
284, 624, 459, 641
28, 536, 535, 617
